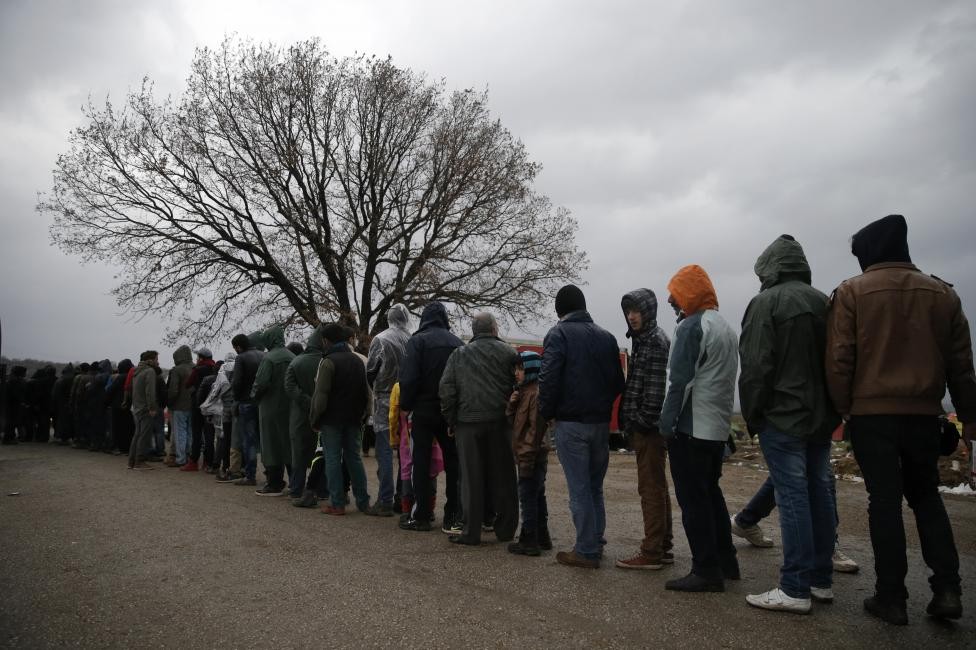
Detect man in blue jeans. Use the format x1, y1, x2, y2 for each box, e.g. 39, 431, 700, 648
739, 235, 839, 613
538, 285, 624, 569
229, 332, 265, 486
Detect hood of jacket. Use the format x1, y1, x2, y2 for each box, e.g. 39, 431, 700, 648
98, 359, 112, 374
621, 289, 659, 339
61, 363, 75, 379
303, 326, 326, 355
248, 330, 266, 351
261, 326, 286, 350
851, 214, 912, 272
117, 359, 134, 375
417, 302, 450, 333
173, 345, 193, 366
221, 352, 236, 375
667, 264, 719, 316
388, 303, 410, 330
755, 235, 812, 291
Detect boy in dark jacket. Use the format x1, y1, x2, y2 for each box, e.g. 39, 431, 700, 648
540, 285, 625, 569
506, 351, 550, 556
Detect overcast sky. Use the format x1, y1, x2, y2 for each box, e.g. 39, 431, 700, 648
1, 0, 974, 367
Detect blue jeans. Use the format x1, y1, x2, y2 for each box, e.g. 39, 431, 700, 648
759, 428, 835, 598
554, 421, 609, 558
321, 424, 370, 510
170, 410, 192, 464
238, 403, 260, 481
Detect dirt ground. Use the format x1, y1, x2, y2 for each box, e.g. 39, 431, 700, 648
1, 442, 974, 649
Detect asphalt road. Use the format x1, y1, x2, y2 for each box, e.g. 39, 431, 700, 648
1, 443, 974, 649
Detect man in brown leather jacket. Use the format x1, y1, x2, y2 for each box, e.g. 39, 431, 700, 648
826, 214, 976, 626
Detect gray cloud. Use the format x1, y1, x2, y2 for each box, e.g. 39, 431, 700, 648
1, 0, 974, 371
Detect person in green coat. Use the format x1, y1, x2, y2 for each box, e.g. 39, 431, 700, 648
284, 325, 326, 504
251, 326, 296, 496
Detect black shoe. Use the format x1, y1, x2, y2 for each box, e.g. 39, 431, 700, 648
926, 591, 962, 620
449, 535, 481, 546
538, 526, 553, 551
508, 532, 541, 557
441, 518, 463, 535
864, 596, 908, 626
255, 484, 287, 497
399, 517, 432, 532
292, 490, 319, 508
665, 573, 724, 593
364, 501, 394, 517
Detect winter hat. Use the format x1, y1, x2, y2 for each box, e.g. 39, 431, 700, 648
851, 214, 912, 271
139, 350, 158, 362
555, 284, 586, 318
518, 351, 542, 385
193, 347, 213, 359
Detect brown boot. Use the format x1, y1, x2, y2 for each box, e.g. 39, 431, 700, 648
556, 550, 599, 569
164, 456, 178, 467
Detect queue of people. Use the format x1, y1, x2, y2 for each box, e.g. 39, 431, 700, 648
5, 214, 974, 627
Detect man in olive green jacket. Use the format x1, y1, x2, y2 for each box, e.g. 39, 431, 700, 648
252, 326, 295, 496
739, 235, 839, 614
284, 326, 326, 503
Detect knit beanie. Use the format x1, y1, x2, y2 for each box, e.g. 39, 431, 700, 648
519, 350, 542, 385
555, 284, 586, 318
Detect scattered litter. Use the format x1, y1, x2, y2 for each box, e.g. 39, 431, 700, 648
939, 483, 976, 496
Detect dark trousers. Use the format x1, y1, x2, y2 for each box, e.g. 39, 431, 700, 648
849, 415, 961, 599
668, 433, 736, 580
191, 408, 204, 462
455, 419, 519, 542
202, 421, 215, 468
518, 456, 549, 537
411, 413, 459, 523
111, 407, 135, 454
215, 418, 232, 471
129, 411, 154, 466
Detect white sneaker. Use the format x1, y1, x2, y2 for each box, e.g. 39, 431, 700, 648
746, 588, 812, 614
730, 515, 774, 548
832, 549, 859, 573
810, 586, 834, 603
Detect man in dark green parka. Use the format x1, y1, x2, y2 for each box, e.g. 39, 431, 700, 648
284, 326, 326, 503
252, 326, 295, 496
739, 235, 840, 614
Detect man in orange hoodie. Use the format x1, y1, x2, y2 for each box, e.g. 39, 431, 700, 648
659, 265, 739, 593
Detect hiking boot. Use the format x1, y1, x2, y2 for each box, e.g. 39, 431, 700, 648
665, 573, 724, 593
926, 591, 962, 620
292, 490, 319, 508
128, 462, 154, 471
321, 504, 346, 516
508, 532, 541, 557
255, 484, 287, 496
864, 595, 908, 626
810, 586, 834, 604
832, 548, 859, 573
441, 519, 463, 535
364, 502, 394, 517
662, 551, 675, 564
233, 476, 256, 486
615, 551, 665, 570
556, 550, 599, 569
731, 516, 774, 548
448, 535, 481, 546
399, 517, 431, 532
180, 461, 199, 472
538, 526, 553, 551
164, 456, 178, 467
746, 588, 812, 614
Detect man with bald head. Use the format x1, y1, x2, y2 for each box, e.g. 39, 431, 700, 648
439, 312, 520, 545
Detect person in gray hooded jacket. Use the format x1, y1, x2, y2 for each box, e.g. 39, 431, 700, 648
364, 304, 411, 515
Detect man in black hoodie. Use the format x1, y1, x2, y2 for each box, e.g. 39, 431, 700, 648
397, 302, 464, 532
827, 215, 976, 625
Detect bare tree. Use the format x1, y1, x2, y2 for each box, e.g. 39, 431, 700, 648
41, 38, 586, 343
